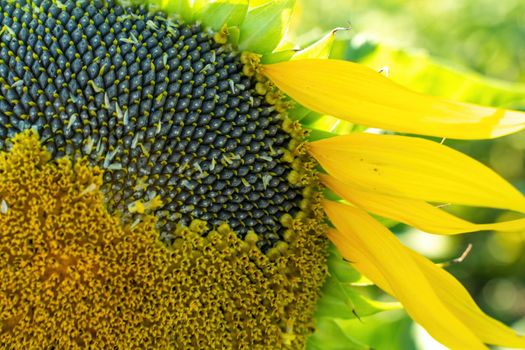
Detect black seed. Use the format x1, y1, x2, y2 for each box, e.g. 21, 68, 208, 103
0, 0, 302, 249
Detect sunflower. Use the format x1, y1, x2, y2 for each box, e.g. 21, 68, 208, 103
0, 0, 524, 349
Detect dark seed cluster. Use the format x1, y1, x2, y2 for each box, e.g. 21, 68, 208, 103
0, 0, 301, 250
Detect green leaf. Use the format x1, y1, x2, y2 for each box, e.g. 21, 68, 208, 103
355, 44, 525, 109
331, 37, 378, 62
196, 0, 249, 30
238, 0, 295, 54
307, 318, 370, 350
326, 244, 364, 284
247, 0, 274, 8
316, 277, 400, 319
314, 244, 400, 320
159, 0, 192, 21
333, 316, 418, 350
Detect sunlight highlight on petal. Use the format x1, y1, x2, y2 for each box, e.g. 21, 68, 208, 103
310, 133, 525, 212
330, 226, 525, 348
325, 202, 525, 348
323, 200, 487, 350
322, 174, 525, 234
263, 59, 525, 139
408, 248, 525, 348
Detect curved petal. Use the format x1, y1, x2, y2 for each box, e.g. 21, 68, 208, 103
310, 133, 525, 212
408, 247, 525, 348
323, 200, 487, 350
322, 174, 525, 234
262, 59, 525, 139
291, 28, 348, 60
331, 227, 525, 348
325, 202, 525, 348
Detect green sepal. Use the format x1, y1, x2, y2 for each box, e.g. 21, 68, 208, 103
288, 103, 318, 121
302, 114, 338, 132
192, 0, 207, 17
292, 27, 348, 60
261, 49, 295, 64
308, 128, 337, 142
307, 318, 371, 350
158, 0, 193, 22
227, 26, 241, 46
322, 187, 342, 202
194, 0, 249, 31
238, 0, 295, 54
302, 113, 366, 136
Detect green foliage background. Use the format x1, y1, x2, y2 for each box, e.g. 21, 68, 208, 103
293, 0, 525, 82
292, 1, 525, 349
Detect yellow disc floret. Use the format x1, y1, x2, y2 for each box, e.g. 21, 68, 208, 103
0, 130, 327, 349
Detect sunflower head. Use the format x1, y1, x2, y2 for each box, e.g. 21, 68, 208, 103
3, 0, 525, 349
0, 0, 317, 244
0, 0, 331, 348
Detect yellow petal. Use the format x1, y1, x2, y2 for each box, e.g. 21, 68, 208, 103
323, 200, 488, 350
330, 227, 525, 348
322, 174, 525, 234
409, 248, 525, 348
327, 229, 391, 293
262, 59, 525, 139
310, 133, 525, 212
327, 199, 525, 348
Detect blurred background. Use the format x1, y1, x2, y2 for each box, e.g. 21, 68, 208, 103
289, 0, 525, 349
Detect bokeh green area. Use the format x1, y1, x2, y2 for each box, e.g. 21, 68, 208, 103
291, 0, 525, 82
291, 1, 525, 349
